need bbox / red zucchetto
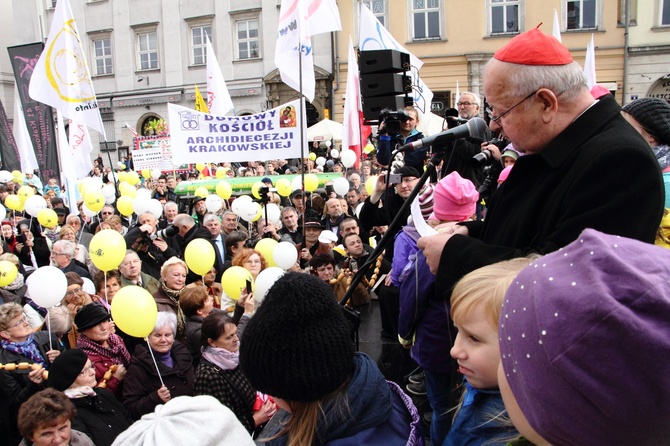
[494,28,573,65]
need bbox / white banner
[168,99,305,165]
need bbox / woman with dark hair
[122,312,195,420]
[0,303,62,445]
[92,269,122,309]
[17,388,94,446]
[180,284,215,365]
[240,273,423,446]
[194,308,273,435]
[47,349,132,446]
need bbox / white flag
[358,3,433,118]
[342,38,372,168]
[455,80,461,107]
[206,36,235,115]
[584,34,597,89]
[29,0,105,138]
[13,88,39,173]
[56,110,79,210]
[275,0,341,101]
[68,119,94,178]
[552,9,562,42]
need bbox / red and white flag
[207,36,235,115]
[342,38,371,169]
[275,0,341,101]
[29,0,105,138]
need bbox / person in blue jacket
[376,106,425,172]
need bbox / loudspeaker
[359,49,410,74]
[360,73,412,97]
[362,96,414,121]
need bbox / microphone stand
[339,150,446,351]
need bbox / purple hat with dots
[499,228,670,445]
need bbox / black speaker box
[359,49,410,74]
[360,73,412,97]
[362,96,414,121]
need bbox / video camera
[472,137,509,167]
[378,109,410,135]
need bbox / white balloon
[82,204,97,218]
[205,195,224,213]
[264,203,281,224]
[231,195,252,215]
[325,140,332,147]
[82,278,96,295]
[341,150,357,168]
[135,188,152,201]
[147,199,164,219]
[315,156,326,167]
[101,184,116,198]
[0,205,6,222]
[0,170,13,183]
[253,267,285,305]
[105,195,116,205]
[333,177,350,196]
[132,197,150,216]
[291,177,303,192]
[27,266,67,308]
[240,202,261,222]
[272,241,298,270]
[330,149,340,159]
[151,169,162,180]
[107,172,117,183]
[24,195,47,217]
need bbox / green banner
[174,173,343,196]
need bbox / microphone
[399,117,491,151]
[447,116,468,124]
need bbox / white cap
[318,230,338,244]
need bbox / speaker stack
[359,49,413,122]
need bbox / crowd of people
[1,27,670,446]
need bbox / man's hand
[417,225,468,274]
[152,238,168,252]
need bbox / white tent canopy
[307,119,343,141]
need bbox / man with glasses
[51,240,91,279]
[419,28,664,297]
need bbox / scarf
[64,386,97,399]
[201,345,239,370]
[654,144,670,170]
[77,332,131,368]
[4,273,24,291]
[0,333,46,367]
[154,349,174,369]
[159,279,186,335]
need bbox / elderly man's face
[164,205,178,222]
[119,253,142,280]
[281,210,298,231]
[326,199,343,219]
[205,218,222,237]
[139,213,158,233]
[457,93,480,120]
[223,214,237,233]
[194,200,207,214]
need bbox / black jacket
[70,388,133,446]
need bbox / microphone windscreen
[467,117,492,141]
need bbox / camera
[472,150,491,167]
[151,225,177,240]
[384,173,402,184]
[379,109,410,135]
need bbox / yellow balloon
[308,152,316,161]
[274,178,291,197]
[196,163,206,172]
[12,171,24,184]
[37,209,58,228]
[84,190,105,213]
[304,174,319,192]
[117,171,128,183]
[194,187,209,198]
[120,164,126,170]
[89,230,127,272]
[216,181,232,200]
[251,182,265,200]
[141,169,151,179]
[119,182,136,198]
[127,171,140,186]
[221,266,253,301]
[184,239,216,276]
[0,261,18,287]
[111,286,158,338]
[254,238,278,268]
[364,143,376,154]
[251,203,263,222]
[116,195,135,217]
[17,186,34,203]
[365,176,378,196]
[5,195,21,211]
[215,167,227,179]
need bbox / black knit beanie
[48,348,89,391]
[622,98,670,146]
[239,272,354,402]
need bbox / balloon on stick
[253,267,284,305]
[0,261,18,287]
[184,239,215,276]
[89,230,127,272]
[27,266,67,308]
[254,238,278,267]
[333,177,350,196]
[111,286,158,338]
[215,181,232,199]
[221,266,253,301]
[272,242,298,270]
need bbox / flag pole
[298,30,307,240]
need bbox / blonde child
[444,257,535,446]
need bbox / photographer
[124,212,180,279]
[473,138,509,206]
[376,106,425,172]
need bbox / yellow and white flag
[29,0,105,138]
[195,84,209,113]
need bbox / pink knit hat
[431,172,479,222]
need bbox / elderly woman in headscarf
[75,303,128,397]
[0,303,62,445]
[153,257,188,338]
[123,312,195,420]
[46,349,132,446]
